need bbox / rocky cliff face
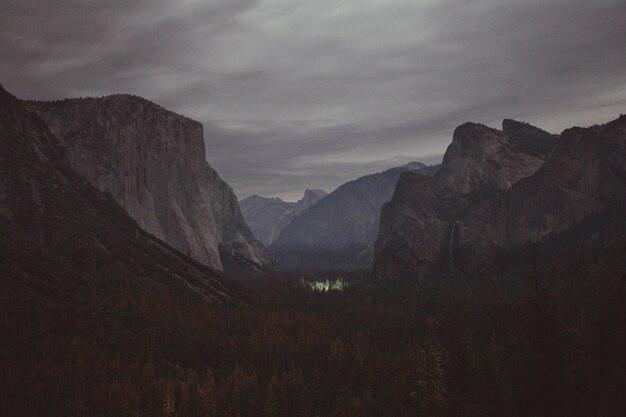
[502,118,559,158]
[25,95,271,272]
[436,122,549,194]
[490,117,625,247]
[270,162,433,269]
[374,117,625,280]
[240,189,327,246]
[294,189,328,215]
[0,86,234,304]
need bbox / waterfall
[448,221,458,270]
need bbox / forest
[2,249,625,417]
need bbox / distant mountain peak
[270,161,429,269]
[395,161,427,171]
[298,188,328,202]
[241,195,285,203]
[303,188,327,197]
[240,188,327,246]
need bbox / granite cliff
[436,121,553,194]
[374,117,625,279]
[0,86,234,303]
[240,189,327,246]
[25,95,271,272]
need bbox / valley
[1,84,624,417]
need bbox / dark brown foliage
[2,263,625,417]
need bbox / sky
[1,0,625,201]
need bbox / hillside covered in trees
[3,253,625,417]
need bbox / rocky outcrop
[436,122,548,194]
[270,162,434,269]
[0,86,234,304]
[489,117,625,247]
[294,189,328,215]
[240,189,327,246]
[502,118,559,158]
[374,117,626,280]
[25,95,272,272]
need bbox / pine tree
[415,341,450,417]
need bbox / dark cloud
[2,0,625,200]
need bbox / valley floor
[2,263,625,417]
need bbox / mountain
[24,95,271,272]
[239,189,327,246]
[270,162,434,269]
[374,117,625,280]
[0,85,235,304]
[502,118,559,158]
[435,122,554,194]
[294,188,328,214]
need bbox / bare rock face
[374,117,626,280]
[240,189,327,246]
[25,95,272,272]
[270,162,432,269]
[374,172,463,278]
[0,86,234,304]
[294,189,328,215]
[491,117,626,246]
[502,118,559,158]
[437,122,547,194]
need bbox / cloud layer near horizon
[2,0,625,200]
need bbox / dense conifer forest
[2,252,624,417]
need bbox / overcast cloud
[2,0,625,200]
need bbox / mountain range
[269,162,436,269]
[3,83,623,283]
[240,189,327,246]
